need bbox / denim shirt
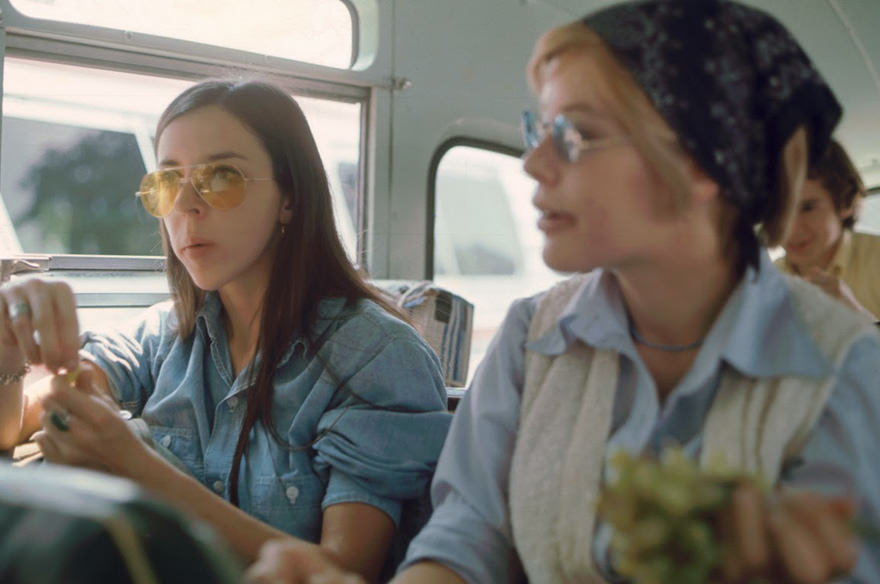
[81,293,451,549]
[402,252,880,583]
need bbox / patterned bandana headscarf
[584,0,842,269]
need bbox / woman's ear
[279,198,293,224]
[684,158,720,205]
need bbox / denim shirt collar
[527,252,830,380]
[195,292,353,375]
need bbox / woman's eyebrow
[157,151,249,167]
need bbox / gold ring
[8,300,31,320]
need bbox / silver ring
[8,300,31,320]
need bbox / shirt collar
[196,292,224,345]
[527,269,635,359]
[526,251,831,379]
[715,252,830,378]
[195,293,352,369]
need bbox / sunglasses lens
[194,164,246,210]
[138,170,179,217]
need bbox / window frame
[0,0,378,270]
[427,137,523,279]
[2,0,363,73]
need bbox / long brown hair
[155,79,401,505]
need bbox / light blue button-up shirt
[81,293,451,571]
[403,252,880,582]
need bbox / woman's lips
[537,210,575,233]
[181,241,216,258]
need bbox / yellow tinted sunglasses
[135,162,272,218]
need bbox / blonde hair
[527,21,810,256]
[528,22,690,214]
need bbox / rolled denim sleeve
[782,333,880,582]
[401,297,535,582]
[79,302,172,411]
[312,331,451,526]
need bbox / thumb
[72,363,99,397]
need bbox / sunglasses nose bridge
[169,174,209,213]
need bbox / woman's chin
[542,246,594,274]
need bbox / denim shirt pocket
[149,425,202,477]
[252,471,325,542]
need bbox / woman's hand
[718,483,859,583]
[244,540,365,584]
[33,366,148,476]
[0,279,80,373]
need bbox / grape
[597,447,745,584]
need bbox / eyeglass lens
[522,111,578,162]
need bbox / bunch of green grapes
[597,448,749,584]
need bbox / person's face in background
[783,178,854,273]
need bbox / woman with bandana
[243,1,880,583]
[390,1,880,583]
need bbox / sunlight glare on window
[10,0,353,68]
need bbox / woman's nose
[522,135,560,185]
[171,177,207,215]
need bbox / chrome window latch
[0,258,48,284]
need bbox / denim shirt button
[212,480,225,494]
[160,435,172,448]
[227,396,239,410]
[285,485,299,504]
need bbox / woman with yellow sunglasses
[0,80,451,582]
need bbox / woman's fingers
[45,373,114,429]
[719,486,859,584]
[32,429,61,462]
[52,282,81,371]
[767,502,832,583]
[32,281,79,371]
[731,483,771,577]
[3,292,41,365]
[779,493,859,579]
[0,280,79,371]
[244,540,366,584]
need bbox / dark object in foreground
[0,463,242,584]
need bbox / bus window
[1,57,362,260]
[433,145,567,379]
[9,0,353,68]
[857,192,880,233]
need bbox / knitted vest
[508,273,875,584]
